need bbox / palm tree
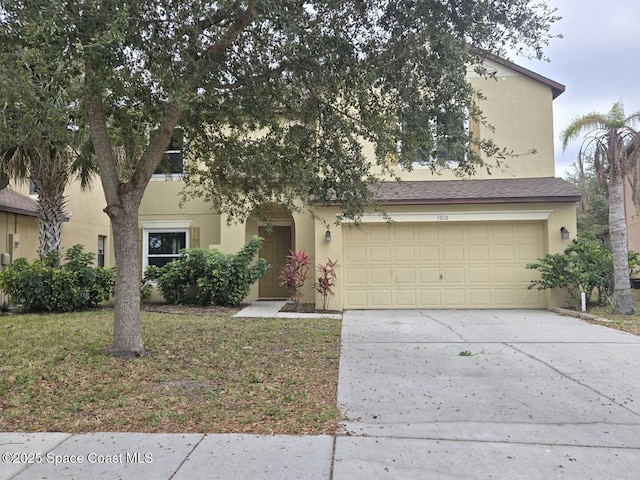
[0,144,94,261]
[0,45,96,261]
[561,102,640,314]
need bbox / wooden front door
[259,226,292,298]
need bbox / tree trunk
[108,198,145,358]
[609,177,634,314]
[35,178,67,261]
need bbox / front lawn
[586,305,640,336]
[0,309,341,434]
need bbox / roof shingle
[373,177,581,205]
[0,188,38,217]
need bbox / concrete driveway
[335,309,640,479]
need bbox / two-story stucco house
[139,56,580,311]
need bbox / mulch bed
[142,303,244,315]
[279,302,341,314]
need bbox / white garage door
[343,222,545,309]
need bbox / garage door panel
[418,225,439,240]
[444,289,466,306]
[345,268,367,285]
[370,289,392,306]
[419,245,440,262]
[420,289,441,304]
[443,266,465,283]
[370,245,391,261]
[443,244,464,262]
[343,222,545,309]
[442,224,464,238]
[420,267,440,283]
[494,289,519,306]
[345,246,367,263]
[396,290,417,305]
[494,244,515,261]
[394,225,417,240]
[369,226,391,241]
[468,244,490,261]
[467,223,490,239]
[370,268,391,284]
[394,246,416,262]
[395,268,416,284]
[518,243,543,261]
[345,289,368,307]
[494,266,516,283]
[468,267,490,283]
[469,289,492,306]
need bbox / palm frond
[560,113,609,151]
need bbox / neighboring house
[139,56,580,310]
[5,177,112,268]
[624,178,640,261]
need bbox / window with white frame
[97,235,106,267]
[153,128,185,178]
[408,110,470,170]
[143,229,189,268]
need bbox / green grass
[0,309,341,434]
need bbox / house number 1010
[437,215,449,221]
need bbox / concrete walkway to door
[335,309,640,479]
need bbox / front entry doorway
[258,225,292,298]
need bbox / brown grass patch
[0,310,341,434]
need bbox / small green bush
[526,232,640,308]
[0,244,115,312]
[145,235,269,307]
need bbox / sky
[513,0,640,178]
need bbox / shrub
[0,244,115,312]
[145,236,268,307]
[314,258,339,311]
[278,250,310,308]
[526,232,640,308]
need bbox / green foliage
[145,236,268,307]
[526,233,640,308]
[278,250,310,308]
[565,160,609,236]
[0,245,115,312]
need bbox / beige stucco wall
[387,58,556,182]
[61,177,112,266]
[7,177,112,266]
[624,180,640,255]
[140,178,222,247]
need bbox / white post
[581,291,587,312]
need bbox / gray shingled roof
[373,177,581,205]
[0,188,38,216]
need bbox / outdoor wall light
[560,226,570,240]
[324,230,332,243]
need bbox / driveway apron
[335,309,640,479]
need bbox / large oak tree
[0,1,559,357]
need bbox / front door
[258,226,292,298]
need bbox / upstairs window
[407,109,474,170]
[153,128,185,177]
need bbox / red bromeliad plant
[278,250,310,308]
[315,258,339,311]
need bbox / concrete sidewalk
[3,308,640,479]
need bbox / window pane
[154,151,184,174]
[148,256,179,267]
[148,232,186,255]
